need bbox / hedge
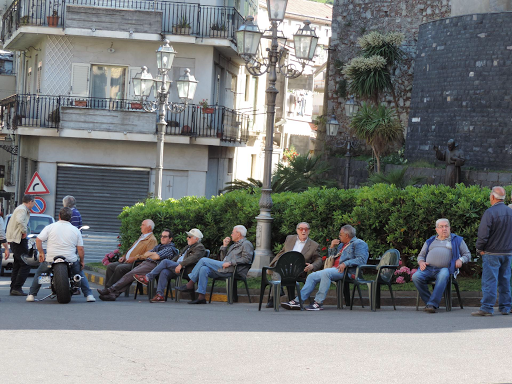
[118,184,508,264]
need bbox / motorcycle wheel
[53,263,71,304]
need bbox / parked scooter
[36,225,90,303]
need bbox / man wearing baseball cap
[134,228,207,302]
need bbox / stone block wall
[405,12,512,170]
[327,0,451,147]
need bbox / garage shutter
[55,164,150,232]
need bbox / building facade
[0,0,258,231]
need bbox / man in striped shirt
[98,228,178,301]
[63,196,82,229]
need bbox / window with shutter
[70,63,91,96]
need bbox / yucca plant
[368,166,425,188]
[350,103,403,173]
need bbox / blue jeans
[480,254,512,314]
[294,268,345,304]
[412,266,450,308]
[146,259,180,296]
[29,260,92,297]
[188,258,225,295]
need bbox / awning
[283,120,314,136]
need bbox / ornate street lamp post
[132,40,198,199]
[236,0,318,271]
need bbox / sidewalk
[83,266,485,306]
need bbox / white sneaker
[26,295,35,302]
[86,294,96,302]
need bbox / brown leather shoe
[99,292,117,301]
[150,294,165,303]
[97,287,110,295]
[134,274,149,286]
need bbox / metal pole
[344,141,351,189]
[253,21,279,273]
[154,83,168,199]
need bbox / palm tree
[222,155,334,193]
[350,103,403,173]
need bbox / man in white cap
[134,228,207,303]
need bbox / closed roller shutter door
[55,164,150,232]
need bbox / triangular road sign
[25,172,50,195]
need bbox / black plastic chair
[415,273,463,311]
[129,260,144,298]
[167,249,210,302]
[349,249,400,311]
[334,274,364,310]
[259,251,306,312]
[209,251,254,304]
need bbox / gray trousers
[105,262,133,288]
[110,260,158,294]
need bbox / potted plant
[130,102,143,110]
[173,17,191,35]
[20,15,30,25]
[74,100,87,107]
[47,10,59,27]
[210,23,228,38]
[200,99,214,114]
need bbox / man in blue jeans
[473,186,512,316]
[282,224,368,311]
[412,218,471,313]
[175,225,253,304]
[26,207,95,302]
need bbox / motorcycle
[35,225,90,304]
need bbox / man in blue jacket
[473,186,512,316]
[412,218,471,313]
[281,224,368,311]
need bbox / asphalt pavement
[1,274,512,384]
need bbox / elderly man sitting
[103,219,157,289]
[412,219,471,313]
[134,228,207,303]
[266,221,321,308]
[282,225,368,311]
[176,225,254,304]
[98,228,178,301]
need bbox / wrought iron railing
[2,0,244,43]
[0,94,250,143]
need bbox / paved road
[1,275,511,384]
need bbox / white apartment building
[0,0,258,231]
[232,0,331,184]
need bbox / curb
[82,266,484,306]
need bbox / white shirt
[125,232,152,259]
[292,237,308,253]
[37,220,83,262]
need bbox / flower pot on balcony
[131,102,142,110]
[209,30,228,38]
[74,100,87,107]
[202,107,215,114]
[47,15,59,27]
[216,131,223,138]
[173,26,191,35]
[182,125,192,134]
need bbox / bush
[118,184,501,263]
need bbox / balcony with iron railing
[0,94,249,143]
[2,0,244,45]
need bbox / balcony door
[90,65,127,109]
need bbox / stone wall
[328,0,451,147]
[326,158,512,188]
[451,0,512,16]
[404,12,512,170]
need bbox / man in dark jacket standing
[473,186,512,316]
